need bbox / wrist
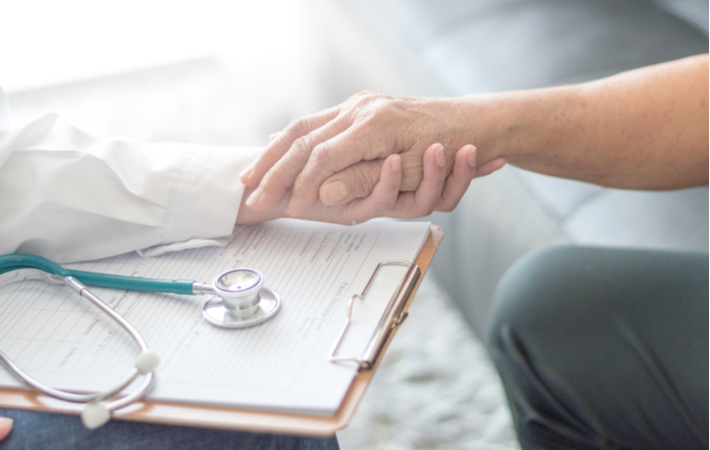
[454,93,518,164]
[459,85,584,171]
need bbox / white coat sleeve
[0,89,262,263]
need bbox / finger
[319,159,385,206]
[319,138,446,207]
[240,106,339,186]
[341,154,402,224]
[287,125,392,216]
[412,143,447,207]
[435,145,477,212]
[475,156,507,178]
[389,143,447,218]
[0,417,12,441]
[245,116,348,211]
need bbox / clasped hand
[240,92,506,223]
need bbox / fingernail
[391,155,401,172]
[269,132,280,141]
[468,146,477,168]
[245,187,262,207]
[435,146,445,168]
[321,180,349,205]
[239,166,254,181]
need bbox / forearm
[468,54,709,189]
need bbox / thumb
[0,417,13,441]
[319,160,384,206]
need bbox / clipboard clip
[328,260,421,371]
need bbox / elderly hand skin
[241,55,708,218]
[240,92,506,216]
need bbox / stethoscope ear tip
[82,402,111,429]
[135,350,160,374]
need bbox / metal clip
[328,260,420,370]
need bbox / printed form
[0,219,430,414]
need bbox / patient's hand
[239,92,505,216]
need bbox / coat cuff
[160,145,262,245]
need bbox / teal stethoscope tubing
[0,253,196,294]
[0,253,161,429]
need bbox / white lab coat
[0,87,261,263]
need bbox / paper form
[0,219,430,414]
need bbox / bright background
[1,0,346,146]
[1,0,324,93]
[1,0,406,145]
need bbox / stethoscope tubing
[67,270,195,295]
[0,255,160,427]
[1,254,196,295]
[0,274,153,404]
[0,352,147,404]
[0,253,71,277]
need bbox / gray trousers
[488,246,708,450]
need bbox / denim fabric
[0,409,339,450]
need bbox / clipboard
[0,225,443,436]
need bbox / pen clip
[328,260,420,371]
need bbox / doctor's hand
[236,142,480,225]
[239,92,506,216]
[317,143,505,208]
[0,417,12,441]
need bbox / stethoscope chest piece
[202,268,281,328]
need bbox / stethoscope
[0,253,281,429]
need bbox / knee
[487,245,577,352]
[485,246,592,448]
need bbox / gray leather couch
[331,0,709,339]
